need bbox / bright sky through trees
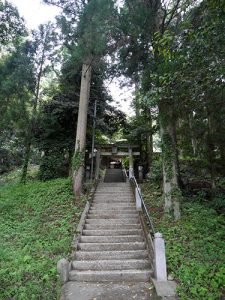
[9,0,134,116]
[9,0,61,28]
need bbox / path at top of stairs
[104,168,125,182]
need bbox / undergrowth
[0,178,86,300]
[141,182,225,300]
[0,165,39,186]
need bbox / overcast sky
[10,0,61,28]
[9,0,134,116]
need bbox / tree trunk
[20,36,47,184]
[134,81,140,117]
[73,63,92,196]
[68,150,73,177]
[146,110,153,173]
[188,112,197,157]
[20,138,31,184]
[159,103,181,221]
[220,146,225,166]
[207,112,216,191]
[146,133,153,173]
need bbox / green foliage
[38,154,69,181]
[35,95,77,181]
[72,146,85,174]
[211,194,225,215]
[142,182,225,300]
[148,156,163,183]
[0,0,27,48]
[0,165,39,186]
[0,178,86,299]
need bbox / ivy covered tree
[44,0,119,195]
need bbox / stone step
[80,235,143,243]
[92,199,133,203]
[72,259,151,271]
[85,218,138,224]
[87,214,139,220]
[98,183,129,185]
[74,250,149,260]
[91,203,135,208]
[91,205,135,210]
[92,202,134,206]
[94,192,132,195]
[97,188,130,190]
[89,209,137,213]
[88,212,138,219]
[84,224,141,230]
[69,269,152,282]
[82,229,143,236]
[96,191,131,193]
[78,242,146,251]
[97,186,129,188]
[96,187,131,190]
[95,192,131,196]
[61,282,155,300]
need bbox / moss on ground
[141,182,225,300]
[0,178,86,300]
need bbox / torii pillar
[129,147,134,179]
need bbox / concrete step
[74,250,149,260]
[91,204,135,208]
[88,214,138,219]
[84,224,141,230]
[96,189,131,191]
[94,192,132,195]
[82,229,142,236]
[97,187,130,189]
[89,209,137,213]
[78,242,146,251]
[91,206,135,210]
[69,269,152,282]
[92,202,134,206]
[97,183,129,185]
[85,219,139,224]
[95,192,133,197]
[62,282,155,300]
[94,197,132,200]
[80,235,143,243]
[72,259,151,271]
[87,214,139,220]
[93,199,133,203]
[88,212,138,218]
[95,189,131,191]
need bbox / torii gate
[91,143,140,180]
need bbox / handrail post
[154,232,167,281]
[129,174,168,283]
[135,187,142,211]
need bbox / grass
[141,182,225,300]
[0,165,39,186]
[0,178,86,300]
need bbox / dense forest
[0,0,225,299]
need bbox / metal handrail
[130,175,155,236]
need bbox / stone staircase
[62,170,157,299]
[69,181,152,283]
[104,168,125,182]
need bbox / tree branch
[165,0,181,29]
